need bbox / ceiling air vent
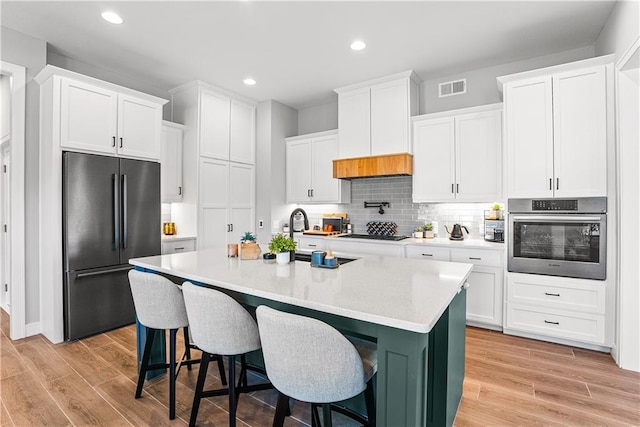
[439,78,466,98]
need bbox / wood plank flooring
[1,309,639,426]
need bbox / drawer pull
[308,244,317,247]
[421,253,433,257]
[544,320,559,325]
[545,292,560,297]
[174,247,185,251]
[469,257,482,260]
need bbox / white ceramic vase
[276,252,290,265]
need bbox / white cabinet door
[455,110,502,201]
[230,99,255,164]
[310,134,339,202]
[505,77,554,198]
[465,267,504,327]
[200,207,228,250]
[405,245,451,261]
[199,158,229,207]
[338,87,371,159]
[200,89,230,160]
[161,123,183,202]
[370,79,409,155]
[552,66,607,197]
[229,163,255,241]
[412,117,456,202]
[117,94,162,160]
[286,139,312,203]
[60,79,118,155]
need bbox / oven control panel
[531,199,578,211]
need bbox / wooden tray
[302,230,342,236]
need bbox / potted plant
[268,233,297,265]
[240,232,261,260]
[413,226,425,239]
[486,203,504,220]
[424,222,434,239]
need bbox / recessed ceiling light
[102,11,124,25]
[243,78,256,86]
[350,40,366,51]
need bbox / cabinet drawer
[506,303,605,344]
[405,245,450,261]
[507,276,605,314]
[451,249,502,267]
[162,239,196,254]
[298,237,327,251]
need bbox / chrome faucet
[289,208,309,261]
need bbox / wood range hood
[332,153,413,179]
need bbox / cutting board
[322,212,348,220]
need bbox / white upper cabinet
[161,121,185,203]
[336,71,420,158]
[199,88,255,164]
[500,56,613,198]
[286,130,350,204]
[59,76,163,161]
[412,104,502,203]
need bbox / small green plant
[414,226,425,232]
[491,203,502,211]
[424,222,433,231]
[241,231,256,242]
[268,233,296,253]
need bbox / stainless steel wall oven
[508,198,607,280]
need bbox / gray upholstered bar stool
[256,305,377,427]
[181,282,273,427]
[128,270,226,420]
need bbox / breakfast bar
[129,249,473,426]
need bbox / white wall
[47,51,172,120]
[255,100,298,243]
[420,46,595,113]
[595,0,640,371]
[594,1,640,59]
[298,99,338,135]
[0,27,46,325]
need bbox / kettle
[444,224,469,241]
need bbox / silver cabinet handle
[113,173,119,250]
[174,247,185,251]
[308,244,317,247]
[122,174,128,249]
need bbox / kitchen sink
[293,252,357,264]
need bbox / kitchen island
[129,248,473,426]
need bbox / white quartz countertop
[129,248,473,334]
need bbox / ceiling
[1,1,616,109]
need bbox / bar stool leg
[364,378,376,426]
[135,327,155,399]
[217,355,227,386]
[189,352,211,427]
[169,328,177,420]
[228,355,237,427]
[322,404,332,427]
[272,392,289,427]
[183,326,192,371]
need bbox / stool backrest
[128,270,188,330]
[182,282,261,356]
[256,305,366,404]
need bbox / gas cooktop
[338,234,409,241]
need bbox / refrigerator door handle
[113,173,119,250]
[76,265,134,278]
[122,174,128,249]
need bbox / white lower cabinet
[505,273,606,345]
[329,240,405,257]
[406,244,504,328]
[298,236,328,251]
[162,238,196,254]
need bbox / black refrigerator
[63,152,160,341]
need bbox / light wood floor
[1,309,639,426]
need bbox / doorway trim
[1,61,26,340]
[615,36,640,372]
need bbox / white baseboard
[25,322,41,337]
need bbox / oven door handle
[511,215,604,222]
